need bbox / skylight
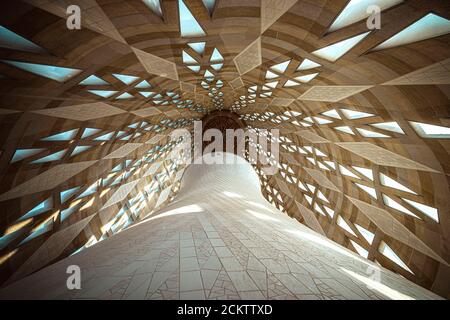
[313,117,333,125]
[187,65,200,72]
[297,58,321,71]
[211,63,223,71]
[314,203,326,216]
[204,70,214,78]
[94,132,115,141]
[70,146,92,156]
[324,206,335,218]
[370,121,404,134]
[19,198,53,221]
[265,70,278,79]
[306,183,316,193]
[139,91,154,98]
[312,32,370,62]
[339,165,359,179]
[79,75,109,85]
[304,195,313,205]
[329,0,403,32]
[317,191,329,203]
[210,48,224,62]
[341,108,375,119]
[265,81,278,88]
[128,122,139,129]
[284,80,300,87]
[372,13,450,51]
[19,218,53,245]
[2,60,82,82]
[270,60,290,73]
[285,110,301,116]
[87,90,118,98]
[379,173,416,194]
[294,73,319,83]
[322,109,341,119]
[355,183,378,199]
[0,26,45,53]
[188,42,206,54]
[324,161,336,170]
[334,126,355,135]
[379,241,413,273]
[315,148,327,157]
[178,0,206,37]
[409,121,450,138]
[298,182,307,191]
[60,187,80,204]
[77,182,98,199]
[112,73,139,85]
[143,0,163,17]
[81,128,101,139]
[352,166,373,180]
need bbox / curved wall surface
[0,153,441,300]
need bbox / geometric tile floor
[0,153,441,300]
